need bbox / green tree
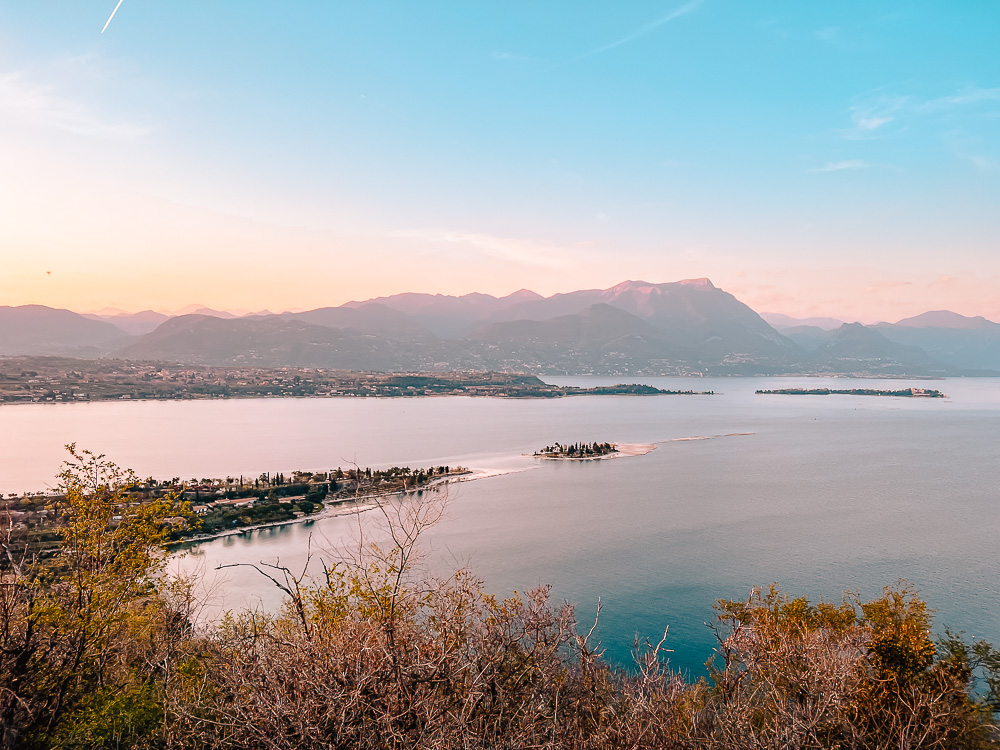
[0,445,185,749]
[709,583,1000,749]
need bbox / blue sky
[1,1,998,320]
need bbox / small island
[534,441,618,459]
[567,384,714,396]
[756,387,946,398]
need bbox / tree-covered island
[756,387,946,398]
[534,442,618,459]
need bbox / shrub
[3,449,998,749]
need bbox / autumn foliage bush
[2,449,998,749]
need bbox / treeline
[535,442,617,458]
[568,384,715,395]
[1,449,999,749]
[4,462,467,553]
[756,387,946,398]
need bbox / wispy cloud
[807,159,872,173]
[839,84,1000,142]
[823,83,1000,174]
[853,114,892,131]
[840,95,908,140]
[863,280,913,294]
[944,129,999,173]
[0,70,148,138]
[917,85,1000,113]
[957,152,999,172]
[570,0,703,62]
[391,229,572,270]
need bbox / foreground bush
[2,449,998,749]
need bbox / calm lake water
[2,376,998,676]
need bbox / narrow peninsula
[4,464,470,554]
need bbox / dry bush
[165,489,627,748]
[5,449,999,749]
[160,487,1000,750]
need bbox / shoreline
[53,434,725,552]
[169,466,532,549]
[0,390,713,408]
[529,442,658,461]
[1,374,966,409]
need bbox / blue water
[2,376,998,676]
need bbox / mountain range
[3,281,999,376]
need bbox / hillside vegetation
[2,449,998,749]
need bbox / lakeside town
[1,463,468,560]
[0,357,712,403]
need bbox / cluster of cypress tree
[536,441,616,457]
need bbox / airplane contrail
[101,0,125,34]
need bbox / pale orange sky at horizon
[2,4,997,326]
[5,255,999,325]
[2,138,995,323]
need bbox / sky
[0,1,998,322]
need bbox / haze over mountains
[3,281,999,376]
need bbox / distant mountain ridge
[811,323,954,376]
[0,305,131,356]
[467,303,701,374]
[273,303,438,342]
[3,284,998,376]
[762,312,845,331]
[84,310,170,335]
[343,289,545,338]
[471,279,798,365]
[118,314,472,370]
[873,313,1000,372]
[893,310,995,330]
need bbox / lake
[2,376,998,676]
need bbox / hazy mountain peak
[604,278,718,297]
[192,307,236,319]
[84,309,172,335]
[677,277,716,289]
[810,321,958,374]
[894,310,996,329]
[173,304,209,315]
[606,279,657,293]
[762,312,845,331]
[88,306,129,316]
[502,288,543,302]
[0,304,130,355]
[167,304,238,318]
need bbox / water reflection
[4,377,998,676]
